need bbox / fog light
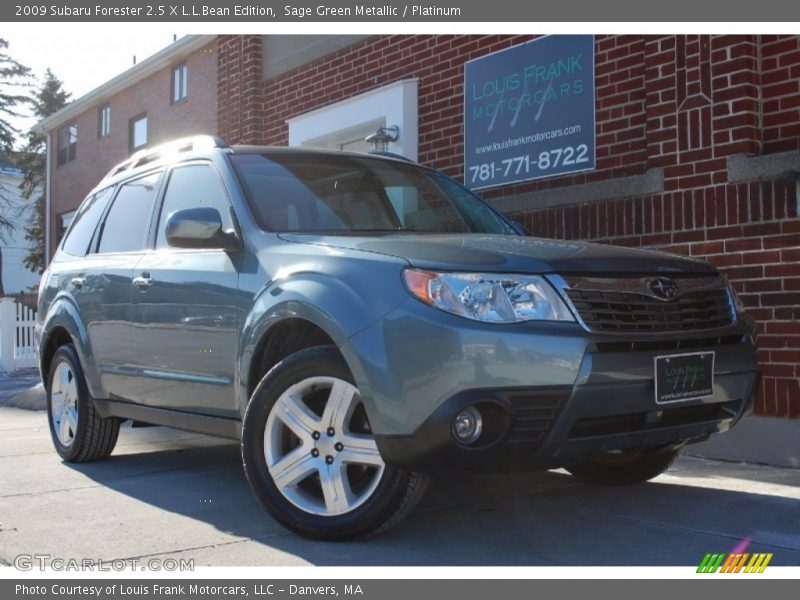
[452,406,483,445]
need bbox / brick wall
[48,41,218,256]
[217,36,264,145]
[762,35,800,154]
[513,36,800,418]
[216,34,800,418]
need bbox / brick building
[38,34,800,418]
[37,35,218,246]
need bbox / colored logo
[648,277,680,300]
[697,552,773,573]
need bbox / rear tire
[565,445,683,485]
[242,346,429,541]
[46,344,120,463]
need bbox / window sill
[728,150,800,183]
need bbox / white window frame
[287,79,418,161]
[172,63,188,103]
[98,104,111,138]
[130,113,148,152]
[57,123,77,166]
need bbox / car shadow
[64,431,800,566]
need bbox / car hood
[278,233,717,275]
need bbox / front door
[127,162,240,418]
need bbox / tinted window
[61,187,114,256]
[97,172,160,254]
[231,153,514,235]
[57,210,76,245]
[156,164,233,249]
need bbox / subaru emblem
[649,277,680,300]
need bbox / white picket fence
[0,296,38,372]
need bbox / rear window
[60,187,114,256]
[96,171,161,254]
[230,153,514,235]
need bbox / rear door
[86,170,164,400]
[127,161,240,418]
[49,186,116,392]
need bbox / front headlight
[723,275,755,339]
[403,269,575,323]
[725,277,746,314]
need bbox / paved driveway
[1,406,798,566]
[0,371,41,405]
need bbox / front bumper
[346,298,760,472]
[375,372,759,472]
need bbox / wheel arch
[237,268,406,423]
[238,302,375,424]
[39,296,103,398]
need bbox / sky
[3,27,192,144]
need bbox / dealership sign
[464,35,596,190]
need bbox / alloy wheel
[51,362,79,447]
[264,376,385,516]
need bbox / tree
[0,38,30,231]
[16,69,70,274]
[0,38,31,295]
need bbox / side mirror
[165,207,241,251]
[511,221,529,236]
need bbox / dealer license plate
[654,351,715,404]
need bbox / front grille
[506,389,570,445]
[568,400,741,439]
[566,287,734,333]
[593,334,745,353]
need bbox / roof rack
[101,135,228,181]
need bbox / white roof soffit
[35,35,217,134]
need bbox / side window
[56,210,76,245]
[61,187,115,256]
[96,172,161,254]
[156,164,233,249]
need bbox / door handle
[70,277,86,289]
[132,273,154,290]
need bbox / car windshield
[230,152,516,235]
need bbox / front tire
[242,346,428,541]
[565,445,683,485]
[46,344,120,462]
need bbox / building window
[57,124,77,166]
[171,63,188,103]
[56,210,76,244]
[129,113,148,152]
[287,79,419,162]
[98,104,111,138]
